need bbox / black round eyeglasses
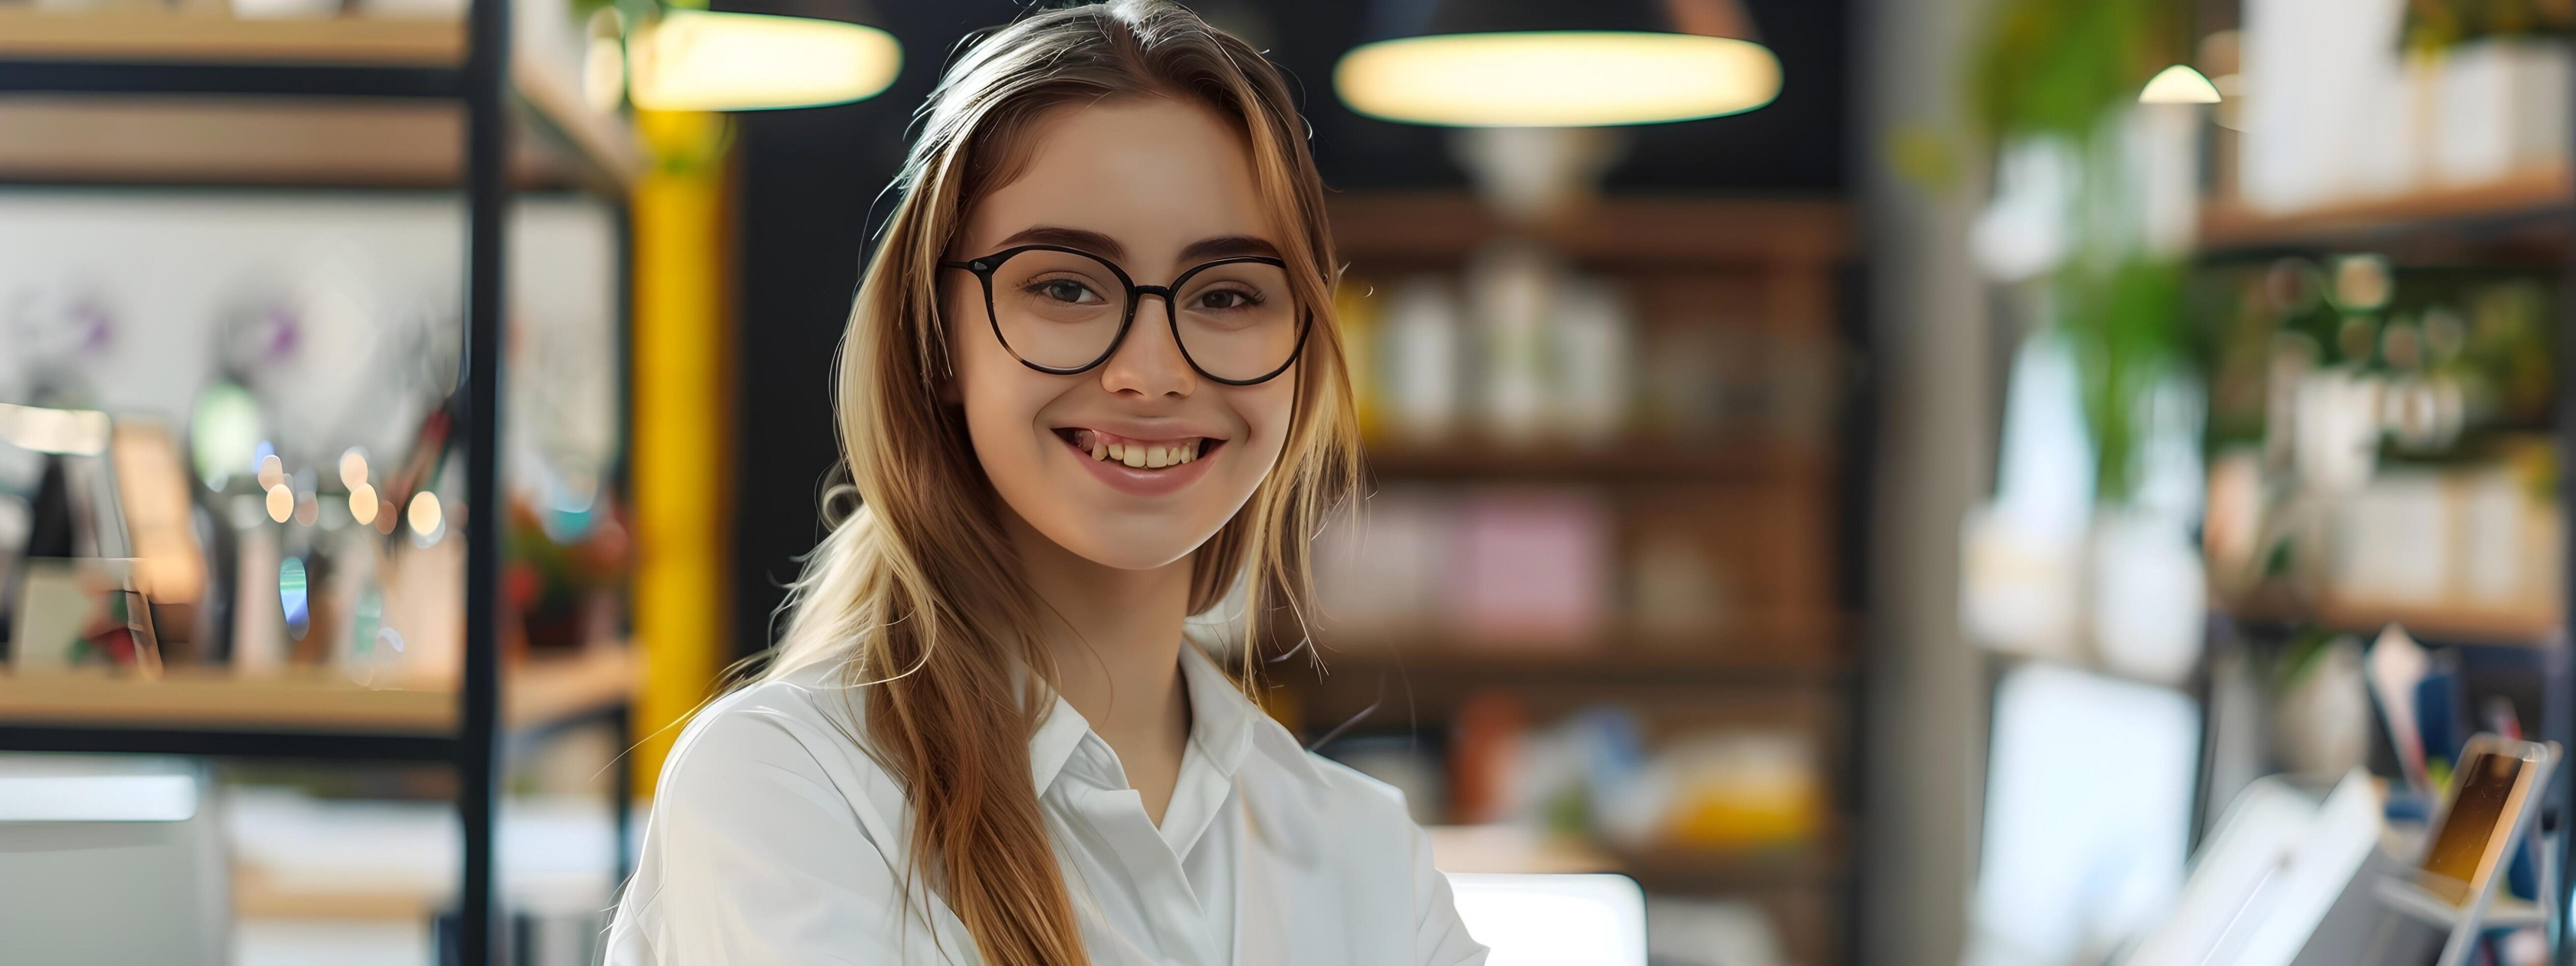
[940,244,1311,386]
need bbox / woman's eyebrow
[1177,235,1280,262]
[995,225,1126,260]
[987,227,1280,265]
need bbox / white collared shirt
[605,644,1488,965]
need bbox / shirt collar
[1028,644,1325,797]
[1176,643,1324,787]
[1028,689,1093,795]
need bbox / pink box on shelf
[1442,488,1613,647]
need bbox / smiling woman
[604,3,1485,965]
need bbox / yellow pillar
[630,109,732,797]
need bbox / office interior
[2,0,2572,963]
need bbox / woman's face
[945,97,1298,572]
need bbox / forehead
[961,97,1272,267]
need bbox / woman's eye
[1197,289,1256,310]
[1038,280,1096,303]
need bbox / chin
[1041,512,1222,572]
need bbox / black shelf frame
[0,5,631,963]
[0,61,464,97]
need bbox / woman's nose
[1097,294,1198,399]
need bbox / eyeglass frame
[939,243,1313,386]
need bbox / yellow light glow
[408,491,442,537]
[0,402,111,455]
[265,484,293,523]
[2139,64,2221,105]
[350,483,379,526]
[1335,31,1780,128]
[257,454,286,490]
[630,11,901,112]
[339,448,369,489]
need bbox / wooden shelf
[1328,194,1853,266]
[1308,618,1849,680]
[235,868,436,922]
[0,9,464,65]
[2198,167,2573,252]
[2223,593,2559,645]
[0,647,636,735]
[0,8,643,189]
[1364,437,1828,484]
[1613,841,1846,893]
[1425,824,1843,891]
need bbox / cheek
[1227,378,1299,471]
[949,303,1051,461]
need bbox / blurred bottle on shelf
[1379,275,1465,444]
[1466,240,1557,444]
[1349,247,1655,453]
[1551,277,1635,445]
[1335,274,1385,441]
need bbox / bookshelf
[2182,132,2576,964]
[1289,192,1865,963]
[0,5,636,962]
[0,7,642,190]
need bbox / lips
[1054,426,1222,497]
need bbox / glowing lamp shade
[1338,31,1778,127]
[1334,0,1777,127]
[630,11,900,112]
[2138,64,2221,105]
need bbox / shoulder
[1239,717,1427,846]
[1303,752,1420,821]
[653,659,886,815]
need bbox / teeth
[1072,431,1210,469]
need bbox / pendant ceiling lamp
[2137,64,2220,105]
[1334,0,1781,127]
[629,7,901,112]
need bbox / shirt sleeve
[1408,821,1490,966]
[609,707,937,965]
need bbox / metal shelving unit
[2190,166,2576,965]
[0,5,636,963]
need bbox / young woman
[605,3,1485,964]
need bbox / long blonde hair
[757,3,1358,963]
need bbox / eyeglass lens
[985,249,1299,382]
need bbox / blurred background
[1,0,2571,964]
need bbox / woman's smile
[1054,424,1225,496]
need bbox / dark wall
[723,0,1849,659]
